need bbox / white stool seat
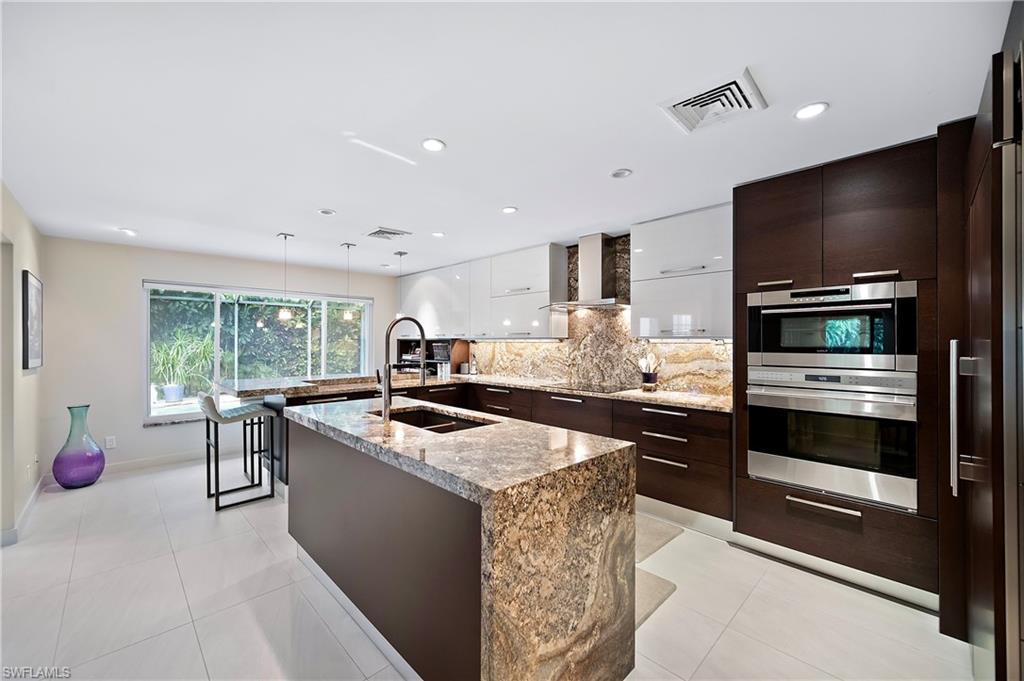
[198,393,275,424]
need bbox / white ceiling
[2,2,1010,275]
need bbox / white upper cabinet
[490,291,567,339]
[630,204,732,282]
[399,244,568,340]
[469,258,492,338]
[490,244,568,299]
[631,271,732,338]
[447,262,470,337]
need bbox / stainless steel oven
[747,281,918,371]
[746,366,918,511]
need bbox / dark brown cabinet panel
[415,384,467,407]
[614,421,729,468]
[734,168,823,293]
[637,450,731,520]
[475,400,532,421]
[734,477,938,592]
[288,390,377,406]
[822,139,937,284]
[612,401,730,438]
[467,383,533,409]
[531,392,613,437]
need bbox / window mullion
[320,299,328,378]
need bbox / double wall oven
[746,281,920,511]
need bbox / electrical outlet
[104,436,117,449]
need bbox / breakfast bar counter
[284,396,636,681]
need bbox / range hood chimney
[542,233,629,311]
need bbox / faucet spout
[382,316,427,424]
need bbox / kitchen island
[284,396,636,681]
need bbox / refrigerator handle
[950,338,959,498]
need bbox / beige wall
[1,185,47,538]
[39,236,398,473]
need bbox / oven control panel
[748,367,917,394]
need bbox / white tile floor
[1,459,972,680]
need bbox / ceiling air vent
[365,227,412,240]
[660,68,767,134]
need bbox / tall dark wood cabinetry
[732,137,941,595]
[734,168,823,293]
[822,139,938,284]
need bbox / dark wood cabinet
[735,477,938,592]
[822,138,937,284]
[530,391,613,437]
[734,168,823,293]
[467,383,533,421]
[415,383,468,407]
[637,450,731,520]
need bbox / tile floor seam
[294,577,380,679]
[189,579,296,625]
[687,569,767,680]
[57,622,200,672]
[187,622,213,680]
[49,507,84,666]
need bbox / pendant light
[394,250,408,319]
[276,232,295,321]
[341,242,356,321]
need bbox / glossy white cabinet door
[469,258,492,338]
[630,271,732,338]
[448,263,470,337]
[397,271,442,338]
[490,291,566,338]
[491,245,552,297]
[631,204,732,282]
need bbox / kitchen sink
[370,407,497,434]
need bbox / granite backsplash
[471,307,732,396]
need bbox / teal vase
[53,405,105,489]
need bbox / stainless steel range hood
[541,233,629,311]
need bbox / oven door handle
[746,387,917,422]
[760,303,892,315]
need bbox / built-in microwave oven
[747,281,918,371]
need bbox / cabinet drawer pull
[508,332,532,336]
[485,387,511,394]
[486,404,511,412]
[428,387,457,393]
[785,495,862,518]
[852,269,900,280]
[505,287,532,293]
[642,431,688,444]
[659,328,707,334]
[551,396,584,404]
[641,407,687,417]
[756,279,794,287]
[642,455,688,470]
[307,396,348,404]
[377,391,409,397]
[659,265,707,275]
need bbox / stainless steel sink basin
[370,407,497,434]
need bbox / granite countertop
[450,374,733,413]
[284,396,635,504]
[221,373,733,412]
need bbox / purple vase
[53,404,105,489]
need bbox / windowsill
[143,415,205,428]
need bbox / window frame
[143,280,374,425]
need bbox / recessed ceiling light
[116,227,138,237]
[421,138,446,152]
[318,208,336,216]
[501,206,518,214]
[431,232,446,238]
[794,102,829,120]
[610,168,633,179]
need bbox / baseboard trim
[2,474,44,546]
[298,545,420,681]
[636,494,938,612]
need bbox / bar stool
[197,393,276,511]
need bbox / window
[146,282,372,422]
